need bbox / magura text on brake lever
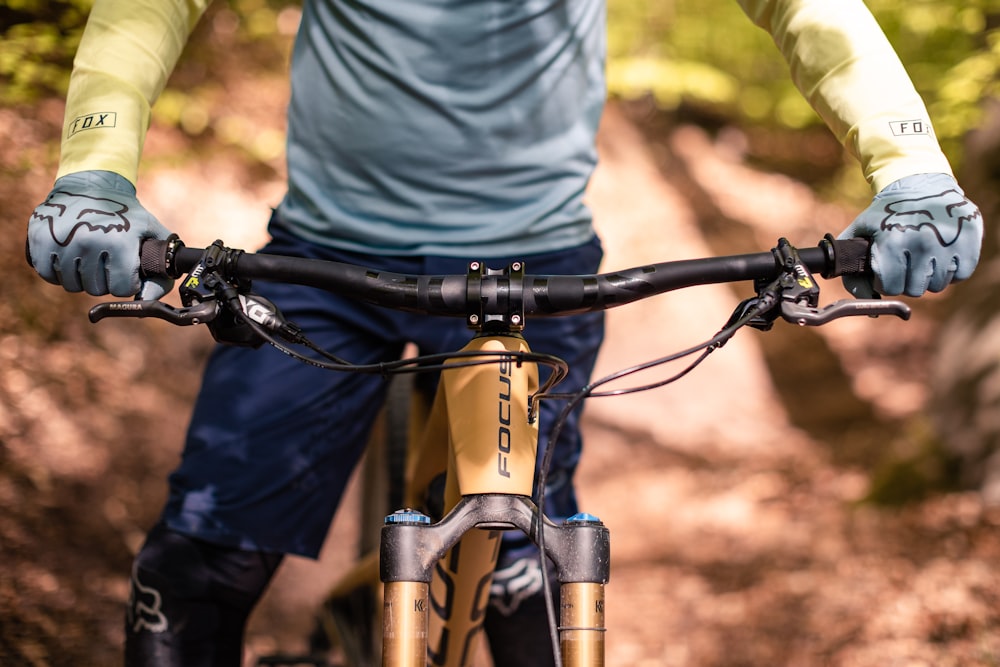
[88,299,220,325]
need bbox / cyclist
[26,1,983,666]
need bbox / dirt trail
[577,108,1000,667]
[4,98,1000,666]
[237,106,1000,666]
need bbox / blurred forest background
[3,1,1000,665]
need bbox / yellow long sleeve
[738,0,953,191]
[57,0,211,185]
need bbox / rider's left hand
[838,172,983,298]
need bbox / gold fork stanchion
[382,581,428,667]
[560,582,606,667]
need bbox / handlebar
[132,235,874,320]
[86,234,910,358]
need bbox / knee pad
[125,524,282,667]
[484,552,558,667]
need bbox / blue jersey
[274,0,607,256]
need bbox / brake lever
[764,237,911,326]
[88,300,220,326]
[781,298,911,326]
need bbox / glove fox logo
[32,190,132,247]
[880,188,983,248]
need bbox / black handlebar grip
[140,238,173,279]
[829,237,871,277]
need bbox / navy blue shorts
[162,225,605,558]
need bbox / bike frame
[406,335,538,665]
[381,333,608,667]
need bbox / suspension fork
[559,514,609,667]
[380,497,610,667]
[382,335,609,667]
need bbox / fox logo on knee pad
[127,569,169,634]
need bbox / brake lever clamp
[174,240,276,348]
[735,238,818,333]
[772,237,821,308]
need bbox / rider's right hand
[26,170,175,300]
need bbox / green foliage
[5,0,994,170]
[0,0,92,105]
[0,0,299,166]
[0,0,298,107]
[607,0,999,169]
[145,0,299,157]
[607,0,814,126]
[867,0,999,165]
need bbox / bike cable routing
[88,235,910,405]
[88,233,912,667]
